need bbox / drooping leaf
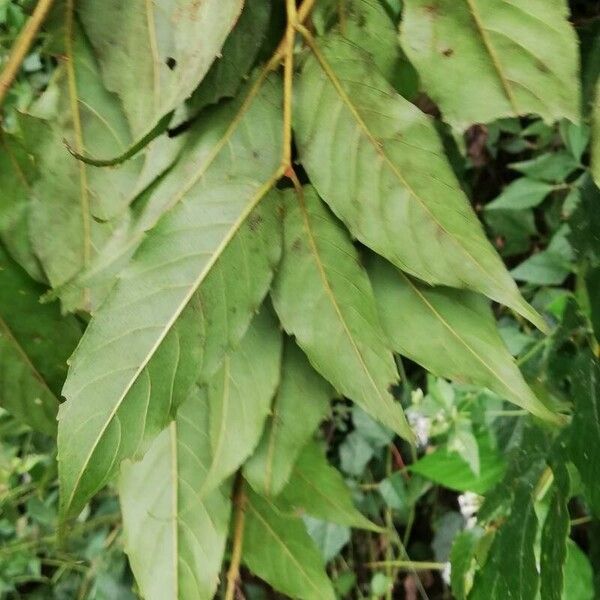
[470,483,539,600]
[79,0,243,138]
[201,305,282,497]
[540,459,571,600]
[58,74,283,520]
[399,0,580,129]
[0,245,81,434]
[562,541,595,600]
[369,257,561,423]
[568,351,600,516]
[243,488,336,600]
[244,341,332,497]
[294,35,545,330]
[119,386,231,600]
[278,441,380,531]
[21,18,181,311]
[271,186,412,440]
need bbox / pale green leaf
[58,75,282,519]
[243,488,336,600]
[304,517,351,563]
[450,527,484,600]
[399,0,580,129]
[369,257,561,423]
[79,0,242,138]
[0,245,81,434]
[244,341,332,497]
[294,35,545,330]
[120,387,231,600]
[271,186,412,440]
[201,305,282,497]
[278,441,380,531]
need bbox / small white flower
[458,491,483,527]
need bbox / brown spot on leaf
[442,48,454,57]
[247,213,263,232]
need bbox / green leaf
[470,483,539,600]
[399,0,580,129]
[244,341,332,497]
[21,21,181,311]
[79,0,243,137]
[485,178,554,211]
[0,246,81,434]
[450,527,484,600]
[58,75,282,519]
[510,151,580,183]
[304,517,351,563]
[278,441,380,531]
[0,133,43,281]
[369,257,561,423]
[568,351,600,517]
[271,186,412,440]
[294,35,545,330]
[562,540,594,600]
[119,387,231,600]
[201,305,282,497]
[188,1,272,113]
[243,488,336,600]
[409,434,505,494]
[540,460,571,600]
[592,83,600,187]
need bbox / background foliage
[1,0,600,598]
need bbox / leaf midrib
[307,37,507,300]
[246,497,327,598]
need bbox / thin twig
[225,474,247,600]
[0,0,55,108]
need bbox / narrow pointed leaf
[369,257,561,423]
[294,35,545,330]
[201,305,282,496]
[120,387,231,600]
[58,75,282,519]
[399,0,580,129]
[541,460,571,600]
[244,341,331,497]
[243,488,336,600]
[0,246,81,434]
[278,441,381,532]
[79,0,243,137]
[568,351,600,516]
[271,186,412,441]
[470,483,539,599]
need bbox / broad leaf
[450,527,484,600]
[243,488,336,600]
[79,0,242,137]
[271,186,412,440]
[568,351,600,516]
[470,483,539,599]
[399,0,580,129]
[120,387,231,600]
[592,83,600,187]
[244,341,331,497]
[485,178,554,211]
[58,75,283,519]
[369,257,561,423]
[278,441,380,531]
[21,20,180,311]
[409,434,505,494]
[294,35,545,330]
[0,246,81,434]
[201,305,282,497]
